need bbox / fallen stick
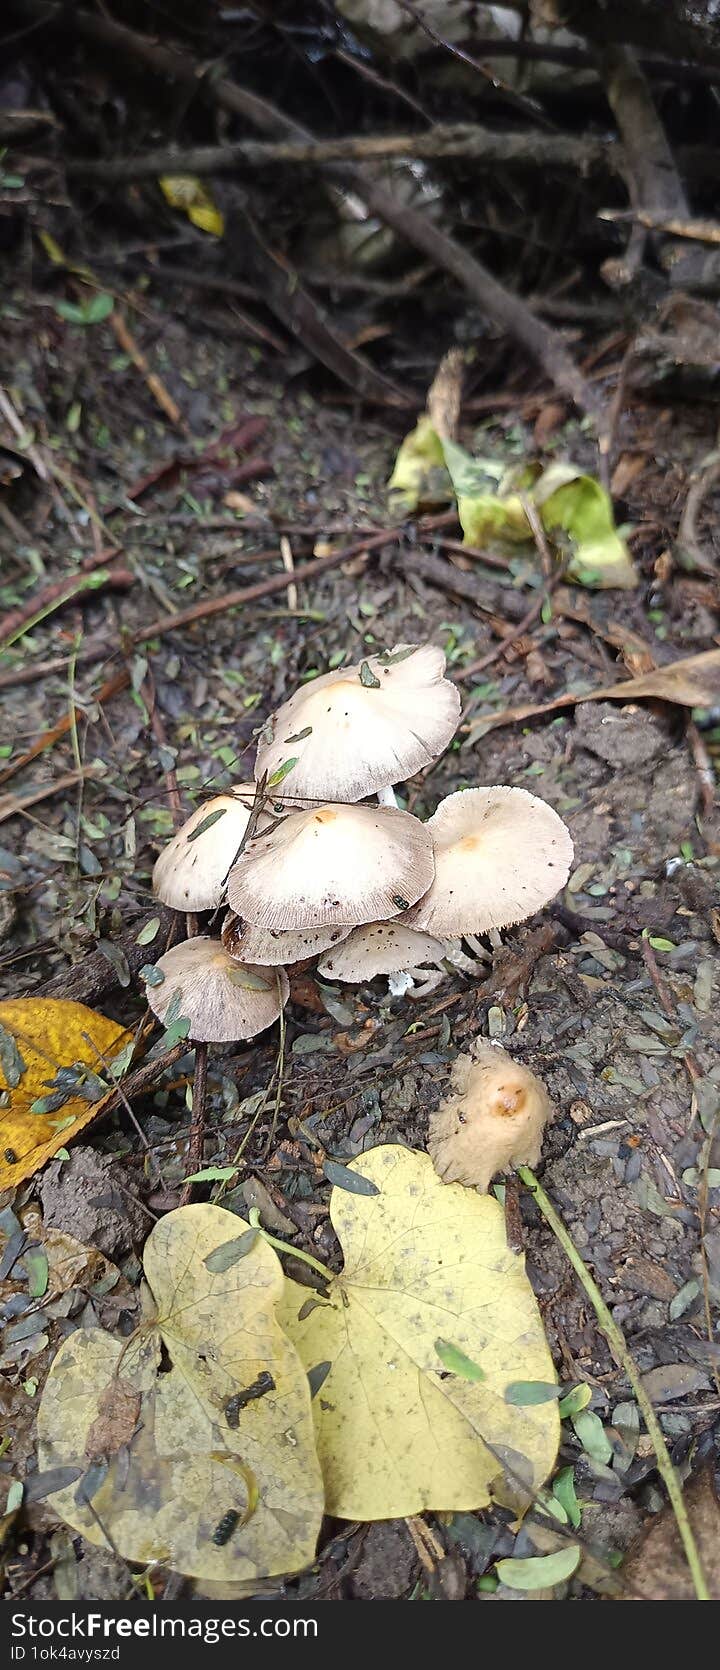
[37,908,176,1003]
[0,668,130,789]
[0,563,133,650]
[0,768,102,827]
[49,4,598,418]
[66,124,620,181]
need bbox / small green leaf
[359,660,381,688]
[140,963,165,987]
[136,917,160,946]
[649,937,676,952]
[266,756,298,788]
[435,1339,486,1383]
[187,807,227,842]
[204,1230,259,1271]
[283,727,313,743]
[505,1380,560,1406]
[552,1466,581,1529]
[24,1246,49,1299]
[0,1023,26,1088]
[184,1165,238,1184]
[323,1159,381,1196]
[6,1480,23,1514]
[495,1546,581,1591]
[161,1018,191,1047]
[55,300,86,323]
[227,967,272,992]
[83,292,114,323]
[558,1383,591,1419]
[572,1408,612,1464]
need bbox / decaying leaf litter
[1,0,720,1605]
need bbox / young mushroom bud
[428,1042,553,1194]
[143,936,288,1043]
[254,643,460,805]
[152,787,273,913]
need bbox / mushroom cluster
[144,644,573,1043]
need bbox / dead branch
[65,125,621,182]
[37,909,176,1004]
[42,3,599,419]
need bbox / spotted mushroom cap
[143,936,288,1043]
[254,643,461,803]
[152,788,274,913]
[407,786,573,938]
[318,920,445,982]
[227,803,435,931]
[222,911,351,967]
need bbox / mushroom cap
[318,920,445,982]
[222,911,351,967]
[254,643,461,803]
[227,803,435,931]
[144,936,288,1043]
[428,1042,553,1193]
[152,787,274,912]
[406,786,573,937]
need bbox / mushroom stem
[443,939,483,975]
[388,968,415,997]
[376,783,399,809]
[464,934,490,962]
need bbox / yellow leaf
[0,999,131,1188]
[279,1145,559,1520]
[37,1204,324,1581]
[387,415,451,512]
[158,176,225,237]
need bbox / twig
[518,1165,710,1602]
[0,668,130,789]
[460,569,564,682]
[180,1041,208,1205]
[686,719,717,818]
[676,421,720,579]
[109,310,187,433]
[279,535,298,613]
[0,550,123,648]
[0,767,101,827]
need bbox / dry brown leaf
[623,1464,720,1600]
[469,648,720,738]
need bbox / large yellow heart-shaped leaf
[279,1145,559,1520]
[37,1204,324,1581]
[0,999,131,1188]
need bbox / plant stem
[518,1165,710,1601]
[247,1209,333,1284]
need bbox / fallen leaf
[536,463,638,590]
[387,414,452,511]
[496,1544,581,1591]
[159,176,225,237]
[279,1145,559,1520]
[38,1204,324,1581]
[0,1000,131,1188]
[623,1463,720,1600]
[468,648,720,737]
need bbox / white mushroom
[227,803,435,931]
[143,936,288,1043]
[407,786,574,938]
[317,920,446,983]
[222,911,351,966]
[254,643,460,804]
[152,787,274,913]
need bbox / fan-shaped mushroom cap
[227,803,434,931]
[152,788,274,912]
[254,643,461,803]
[407,786,573,938]
[222,912,351,967]
[144,936,288,1043]
[318,920,445,982]
[429,1042,552,1193]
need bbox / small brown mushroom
[428,1042,553,1193]
[143,936,288,1043]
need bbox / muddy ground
[1,293,719,1602]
